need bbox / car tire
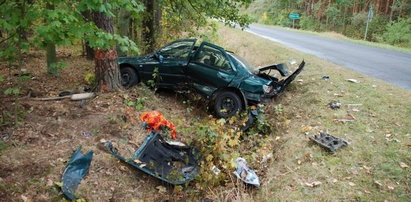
[120,66,138,88]
[214,91,243,118]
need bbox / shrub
[381,19,411,47]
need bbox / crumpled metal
[61,147,93,200]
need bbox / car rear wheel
[120,66,138,88]
[214,91,242,118]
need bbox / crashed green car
[119,39,305,118]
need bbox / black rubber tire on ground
[120,66,138,88]
[214,91,243,118]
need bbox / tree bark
[82,11,95,60]
[142,0,155,53]
[46,43,58,75]
[93,6,122,92]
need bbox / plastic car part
[233,158,260,187]
[104,132,198,185]
[309,133,348,152]
[61,147,93,200]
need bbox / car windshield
[227,52,254,73]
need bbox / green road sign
[289,13,300,20]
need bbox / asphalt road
[246,24,411,90]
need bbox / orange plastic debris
[140,111,177,139]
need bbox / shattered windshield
[227,52,254,73]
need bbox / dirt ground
[0,48,216,201]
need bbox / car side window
[159,41,194,60]
[194,45,232,71]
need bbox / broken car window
[194,45,232,71]
[159,41,194,60]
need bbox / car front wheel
[120,66,138,88]
[214,91,242,118]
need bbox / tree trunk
[385,0,391,14]
[46,2,58,75]
[142,0,155,53]
[389,0,395,22]
[46,43,58,75]
[82,11,95,60]
[117,8,131,57]
[93,6,122,92]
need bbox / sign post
[288,13,300,29]
[364,6,373,40]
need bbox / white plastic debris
[233,158,260,187]
[346,79,360,83]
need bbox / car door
[186,42,236,95]
[155,39,197,88]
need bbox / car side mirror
[153,52,164,63]
[158,54,164,63]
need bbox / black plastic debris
[309,133,348,152]
[104,132,198,185]
[329,101,342,109]
[61,147,93,200]
[322,75,330,80]
[240,109,258,131]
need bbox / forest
[247,0,411,47]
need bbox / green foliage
[124,97,146,111]
[381,19,411,47]
[0,74,3,82]
[4,87,20,96]
[147,67,161,89]
[83,73,96,85]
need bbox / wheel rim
[220,97,236,115]
[121,72,130,86]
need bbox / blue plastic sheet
[61,147,93,200]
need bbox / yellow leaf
[206,154,213,162]
[228,138,239,147]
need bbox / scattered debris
[309,133,348,152]
[348,182,356,186]
[61,147,93,200]
[240,108,259,131]
[261,153,273,163]
[322,75,330,80]
[399,162,409,169]
[32,92,95,101]
[104,132,198,185]
[289,59,297,65]
[305,181,322,187]
[329,101,342,109]
[346,79,360,83]
[140,111,177,139]
[82,131,92,137]
[233,157,260,187]
[347,103,362,107]
[333,114,356,123]
[211,165,221,175]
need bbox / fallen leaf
[99,138,107,143]
[399,162,408,169]
[46,179,53,187]
[348,182,356,186]
[374,180,383,188]
[305,181,322,187]
[156,185,167,194]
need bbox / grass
[214,25,411,201]
[253,24,411,54]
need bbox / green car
[119,39,305,118]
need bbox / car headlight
[263,85,273,94]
